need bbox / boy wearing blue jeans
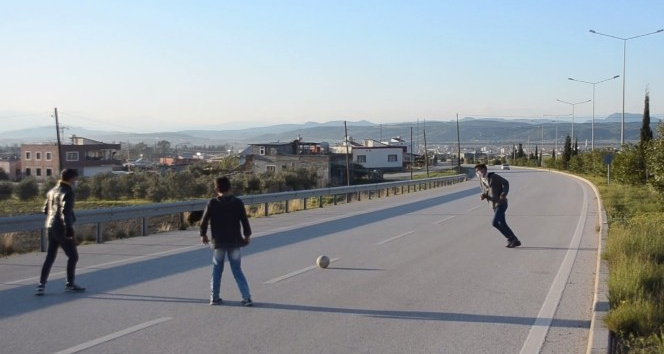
[475,164,521,248]
[200,176,253,306]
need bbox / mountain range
[1,113,661,149]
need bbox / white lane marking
[376,231,415,246]
[519,181,588,354]
[433,215,456,225]
[53,317,172,354]
[468,205,483,212]
[4,245,199,286]
[264,258,340,284]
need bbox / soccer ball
[316,255,330,268]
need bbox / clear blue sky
[1,0,663,133]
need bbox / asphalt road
[0,167,600,354]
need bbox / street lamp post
[589,29,664,146]
[556,99,591,145]
[568,75,620,150]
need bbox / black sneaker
[506,239,522,248]
[241,298,253,307]
[209,298,222,306]
[35,284,45,296]
[65,283,86,293]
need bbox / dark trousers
[492,204,517,241]
[40,228,79,285]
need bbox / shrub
[647,124,664,195]
[115,174,137,199]
[0,181,12,200]
[14,177,39,201]
[131,173,151,199]
[193,175,212,198]
[75,179,91,200]
[146,177,168,202]
[604,299,664,338]
[245,175,261,194]
[100,177,122,200]
[90,173,112,199]
[613,145,644,185]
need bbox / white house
[352,146,405,172]
[330,137,407,172]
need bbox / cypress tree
[640,88,653,145]
[563,135,572,169]
[637,89,653,182]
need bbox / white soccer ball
[316,255,330,268]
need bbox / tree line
[0,161,319,203]
[551,90,662,191]
[502,91,661,189]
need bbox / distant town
[0,113,660,185]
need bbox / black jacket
[43,181,76,237]
[479,172,510,209]
[200,195,252,249]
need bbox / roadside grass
[412,169,459,179]
[596,178,664,353]
[0,198,150,217]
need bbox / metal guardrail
[0,174,467,248]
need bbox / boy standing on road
[36,169,86,295]
[475,164,522,248]
[200,176,253,306]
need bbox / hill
[0,114,661,149]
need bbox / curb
[517,167,611,353]
[538,168,611,353]
[585,180,611,354]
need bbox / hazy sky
[1,0,663,133]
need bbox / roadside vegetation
[409,168,460,180]
[0,161,321,217]
[505,91,664,353]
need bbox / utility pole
[456,113,461,173]
[344,121,350,186]
[344,121,352,203]
[410,127,413,180]
[54,108,63,173]
[423,129,429,177]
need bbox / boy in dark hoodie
[200,176,253,306]
[475,164,521,248]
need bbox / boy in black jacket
[200,176,253,306]
[475,164,521,248]
[36,169,85,295]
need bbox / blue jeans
[211,247,251,301]
[492,204,517,240]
